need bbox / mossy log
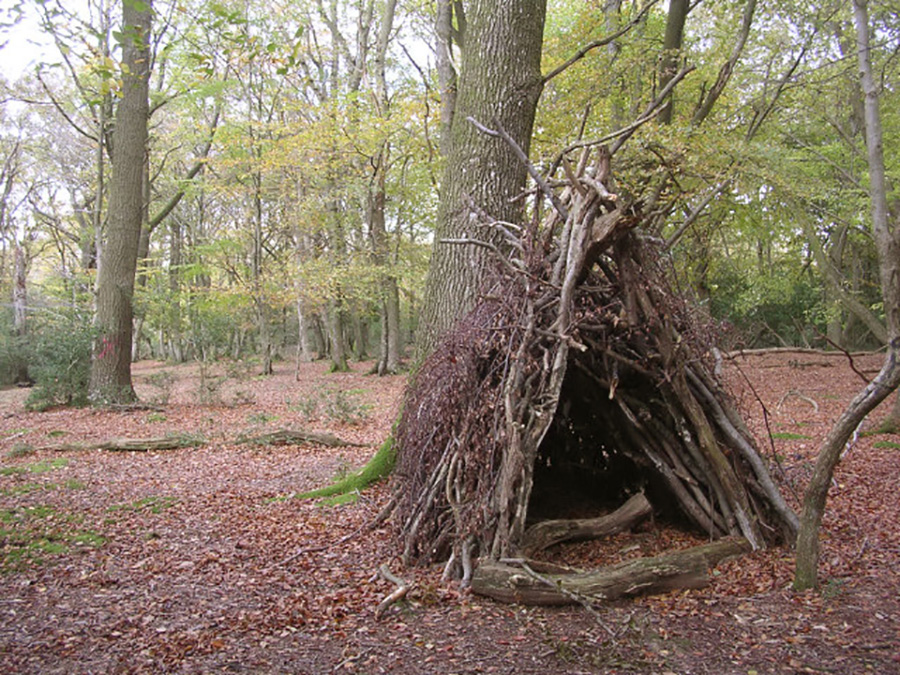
[43,435,204,452]
[521,492,651,555]
[471,536,751,606]
[236,429,363,448]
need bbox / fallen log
[471,536,751,606]
[42,435,205,453]
[520,492,652,555]
[236,429,362,448]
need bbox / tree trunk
[12,244,31,385]
[417,0,547,359]
[658,0,689,125]
[89,0,151,404]
[795,0,900,590]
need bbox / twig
[375,563,412,620]
[467,116,569,222]
[541,0,659,84]
[515,561,616,636]
[776,389,820,413]
[332,648,373,672]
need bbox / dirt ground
[0,353,898,674]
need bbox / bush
[25,311,95,411]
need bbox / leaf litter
[0,354,897,673]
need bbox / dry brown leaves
[0,354,898,673]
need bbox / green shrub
[144,370,177,405]
[25,311,95,411]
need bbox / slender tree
[794,0,900,590]
[89,0,152,403]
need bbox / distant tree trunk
[296,299,314,364]
[369,0,401,374]
[417,0,547,359]
[658,0,688,125]
[132,155,152,362]
[795,0,900,590]
[89,0,151,404]
[12,244,30,385]
[435,0,460,153]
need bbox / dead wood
[520,492,651,555]
[470,537,751,606]
[42,428,360,453]
[42,435,204,452]
[235,429,363,448]
[375,564,413,620]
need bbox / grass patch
[109,496,178,514]
[0,457,69,476]
[0,505,105,571]
[873,440,900,450]
[5,443,35,459]
[47,430,67,438]
[297,436,395,500]
[770,432,811,440]
[0,479,85,497]
[248,412,278,425]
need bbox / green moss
[297,435,396,500]
[109,496,178,514]
[0,505,105,571]
[873,440,900,450]
[0,458,69,476]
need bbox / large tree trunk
[89,0,151,404]
[416,0,547,359]
[795,0,900,590]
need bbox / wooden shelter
[393,146,798,604]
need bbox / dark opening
[527,350,685,526]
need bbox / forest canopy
[0,0,896,396]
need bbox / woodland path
[0,354,897,673]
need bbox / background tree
[89,0,152,403]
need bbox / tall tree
[89,0,152,403]
[794,0,900,590]
[416,0,547,358]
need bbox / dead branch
[375,564,412,620]
[236,429,363,448]
[521,492,652,555]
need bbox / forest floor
[0,352,898,674]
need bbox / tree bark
[89,0,151,404]
[12,244,31,385]
[658,0,688,125]
[417,0,547,359]
[472,537,751,606]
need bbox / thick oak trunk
[89,0,151,404]
[417,0,547,358]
